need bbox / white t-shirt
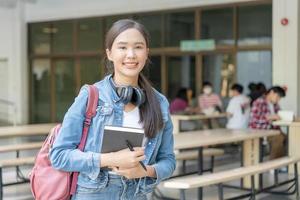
[226,95,250,129]
[122,106,146,145]
[123,106,143,129]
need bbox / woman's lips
[123,62,138,68]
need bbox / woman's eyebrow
[116,42,127,45]
[116,41,145,45]
[134,42,145,45]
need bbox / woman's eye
[118,46,126,50]
[135,46,143,49]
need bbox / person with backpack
[49,19,176,199]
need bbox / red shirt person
[249,86,286,159]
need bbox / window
[202,54,234,97]
[78,19,103,52]
[165,12,195,47]
[237,51,272,94]
[167,56,195,100]
[238,4,272,45]
[52,21,74,53]
[80,57,102,86]
[54,59,76,121]
[29,23,51,54]
[201,8,234,45]
[31,59,51,122]
[145,56,161,91]
[28,3,272,123]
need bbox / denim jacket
[49,74,176,195]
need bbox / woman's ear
[106,49,112,61]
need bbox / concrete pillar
[11,1,28,124]
[273,0,300,115]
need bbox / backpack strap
[70,85,99,195]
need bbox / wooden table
[0,123,56,138]
[171,113,228,133]
[272,120,293,127]
[288,122,300,174]
[173,128,280,200]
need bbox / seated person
[226,84,250,129]
[198,81,222,115]
[249,86,286,159]
[248,82,267,106]
[170,88,189,114]
[170,88,198,131]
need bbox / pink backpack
[30,85,99,200]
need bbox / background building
[0,0,299,124]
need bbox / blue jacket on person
[49,74,176,196]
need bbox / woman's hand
[101,147,145,169]
[267,114,281,121]
[112,165,157,179]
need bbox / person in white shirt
[226,84,250,129]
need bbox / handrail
[0,99,17,126]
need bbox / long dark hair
[104,19,163,138]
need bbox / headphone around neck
[109,76,146,106]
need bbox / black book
[101,125,144,153]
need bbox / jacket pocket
[79,170,108,190]
[136,177,158,196]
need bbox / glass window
[201,8,234,45]
[54,59,76,121]
[237,51,272,94]
[52,21,74,53]
[78,19,103,52]
[167,56,195,100]
[238,4,272,45]
[29,23,51,54]
[80,57,102,86]
[165,12,195,47]
[144,56,161,91]
[31,59,51,123]
[135,14,162,48]
[202,54,234,97]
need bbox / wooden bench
[0,142,42,200]
[176,148,224,173]
[163,156,300,200]
[0,142,43,153]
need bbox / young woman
[49,19,176,199]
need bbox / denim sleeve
[49,86,101,179]
[143,114,176,188]
[153,115,176,181]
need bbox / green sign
[180,39,216,51]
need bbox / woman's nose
[126,48,136,58]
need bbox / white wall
[25,0,261,22]
[273,0,300,115]
[0,1,28,124]
[0,7,16,123]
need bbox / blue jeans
[71,173,147,200]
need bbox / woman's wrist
[100,152,115,167]
[146,165,157,178]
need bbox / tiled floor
[1,146,300,200]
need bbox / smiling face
[106,28,149,85]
